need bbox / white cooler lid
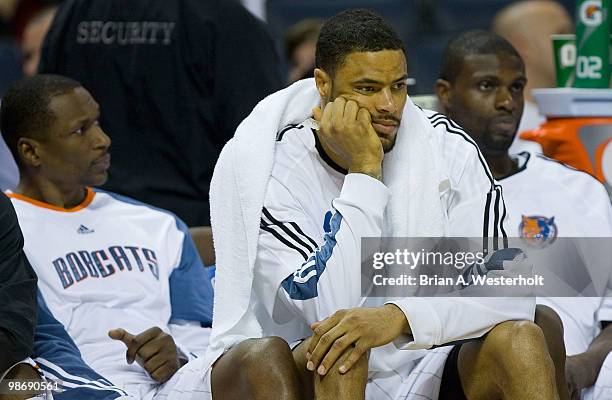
[532,88,612,118]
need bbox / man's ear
[314,68,331,102]
[17,137,42,168]
[434,78,452,112]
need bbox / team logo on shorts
[519,215,558,248]
[580,0,603,26]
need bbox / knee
[487,320,553,370]
[212,337,299,399]
[508,320,549,354]
[235,336,293,369]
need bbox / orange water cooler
[520,88,612,195]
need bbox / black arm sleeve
[0,194,37,373]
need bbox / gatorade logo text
[580,0,603,26]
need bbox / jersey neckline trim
[497,152,530,181]
[6,187,96,212]
[311,128,348,175]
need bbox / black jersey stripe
[262,207,315,254]
[427,114,496,186]
[260,223,309,260]
[427,112,497,186]
[429,117,497,228]
[427,113,508,243]
[483,191,492,252]
[288,221,318,249]
[276,124,304,142]
[428,113,449,125]
[493,188,501,250]
[498,185,509,247]
[493,185,508,249]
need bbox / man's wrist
[349,163,382,181]
[383,304,411,337]
[175,348,189,367]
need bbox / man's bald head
[493,1,572,94]
[493,1,572,40]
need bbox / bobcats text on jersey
[52,245,159,289]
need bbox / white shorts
[121,357,212,400]
[120,345,451,400]
[366,347,452,400]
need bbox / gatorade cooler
[520,1,612,194]
[520,88,612,194]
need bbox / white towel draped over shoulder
[205,78,448,367]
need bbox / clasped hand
[305,304,409,376]
[109,326,183,383]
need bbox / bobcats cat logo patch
[519,215,558,248]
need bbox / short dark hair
[1,74,81,165]
[315,9,405,76]
[439,30,523,83]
